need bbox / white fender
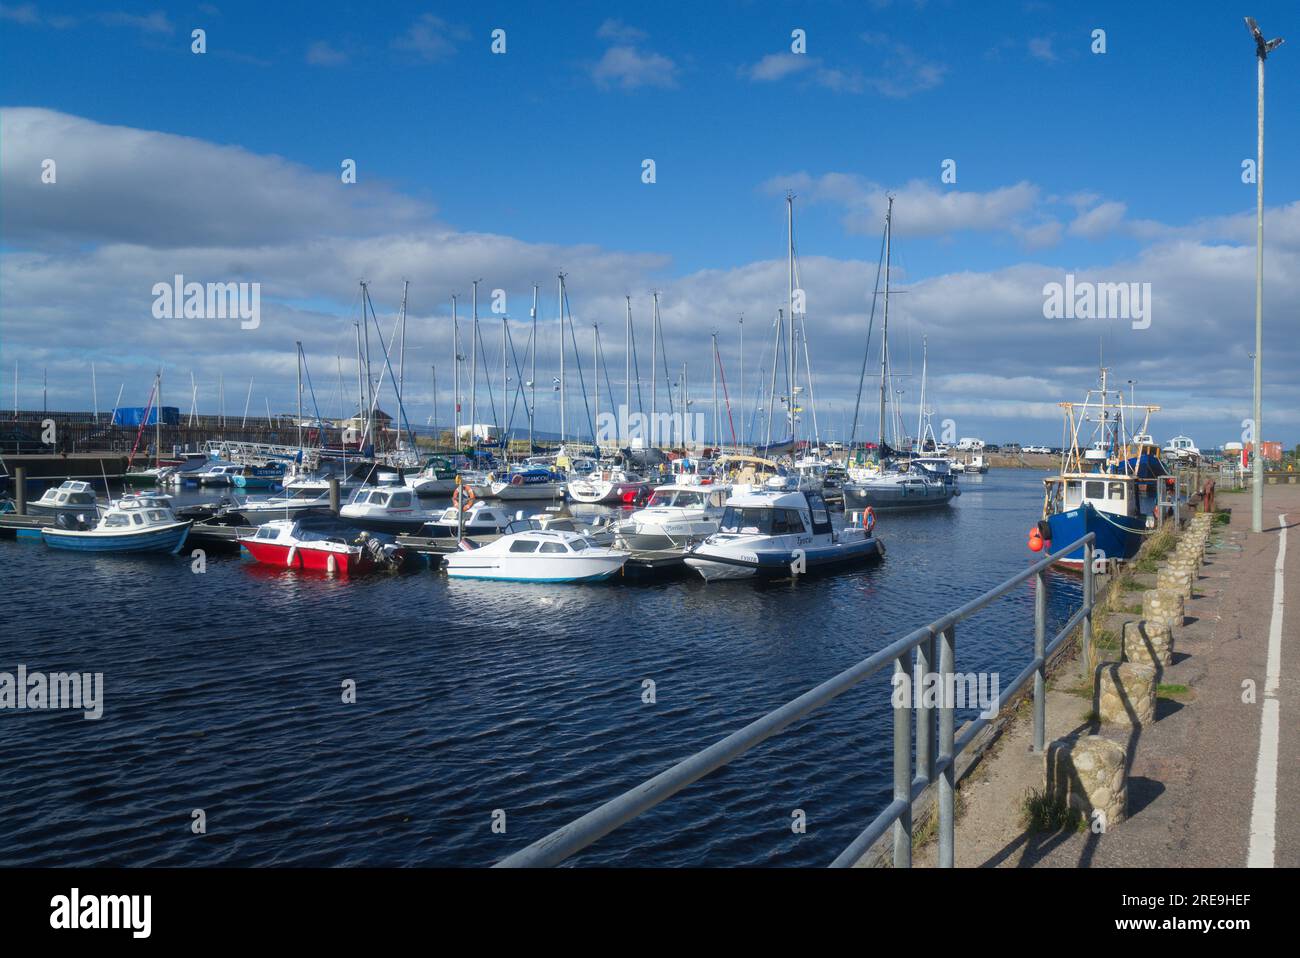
[286,545,297,567]
[327,552,337,575]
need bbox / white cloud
[1069,200,1127,238]
[596,19,647,43]
[306,40,348,66]
[3,109,1297,444]
[742,52,816,82]
[392,14,461,62]
[591,46,678,90]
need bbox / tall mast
[451,295,459,447]
[766,309,782,447]
[296,341,303,453]
[502,314,508,447]
[354,322,364,446]
[878,197,893,450]
[916,336,927,451]
[625,296,632,443]
[738,316,744,449]
[530,284,538,451]
[155,369,162,468]
[558,273,566,444]
[91,362,98,424]
[398,279,409,409]
[787,191,797,451]
[650,291,659,436]
[592,323,599,448]
[470,279,480,447]
[361,282,373,448]
[711,332,719,448]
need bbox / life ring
[511,474,524,487]
[453,485,476,511]
[864,506,876,533]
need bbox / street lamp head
[1245,16,1284,59]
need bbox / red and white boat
[238,519,403,576]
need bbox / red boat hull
[240,538,373,576]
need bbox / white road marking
[1247,513,1287,868]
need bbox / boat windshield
[719,507,773,535]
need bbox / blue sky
[2,1,1299,445]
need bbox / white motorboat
[443,529,628,582]
[1162,435,1201,465]
[614,483,730,550]
[27,480,103,521]
[686,487,882,582]
[237,486,336,515]
[340,486,439,533]
[419,499,517,538]
[566,466,650,504]
[194,463,246,486]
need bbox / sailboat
[842,199,958,513]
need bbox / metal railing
[496,532,1097,868]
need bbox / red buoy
[1028,527,1044,552]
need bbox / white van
[955,438,985,452]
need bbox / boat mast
[711,332,719,449]
[916,336,927,451]
[361,282,373,450]
[530,284,538,451]
[156,369,162,468]
[558,273,566,444]
[451,295,459,449]
[398,279,409,414]
[787,191,797,452]
[592,323,599,450]
[354,322,364,448]
[296,341,303,453]
[470,279,480,450]
[878,196,893,451]
[738,316,744,449]
[625,296,632,444]
[502,314,508,451]
[650,290,658,442]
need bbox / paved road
[916,482,1298,868]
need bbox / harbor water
[0,469,1082,867]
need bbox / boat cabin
[716,489,832,538]
[36,480,98,508]
[642,486,729,511]
[98,495,181,530]
[1046,475,1138,518]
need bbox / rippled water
[0,469,1081,867]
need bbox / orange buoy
[1028,527,1044,552]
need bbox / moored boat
[41,494,191,555]
[686,487,882,581]
[238,519,403,575]
[443,529,628,582]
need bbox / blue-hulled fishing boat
[41,493,192,555]
[1034,370,1162,569]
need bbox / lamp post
[1246,17,1284,533]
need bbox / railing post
[893,654,912,868]
[1033,567,1046,753]
[938,624,956,867]
[915,631,936,784]
[1082,538,1094,678]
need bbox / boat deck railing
[495,532,1098,868]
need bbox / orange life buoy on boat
[511,473,524,487]
[453,485,476,511]
[864,506,876,534]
